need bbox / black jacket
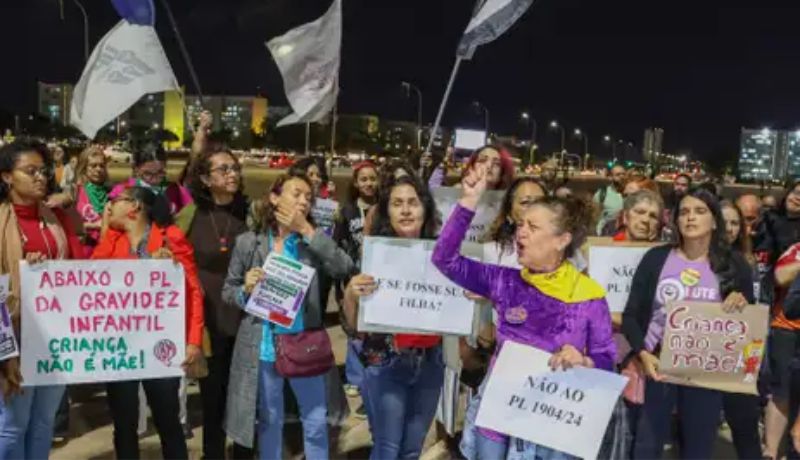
[332,201,367,270]
[784,272,800,320]
[622,244,755,353]
[754,210,800,304]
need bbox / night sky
[3,0,800,164]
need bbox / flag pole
[305,122,311,155]
[424,56,463,154]
[158,0,204,105]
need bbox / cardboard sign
[246,252,316,328]
[586,240,657,313]
[659,301,769,394]
[311,198,338,236]
[476,341,628,460]
[433,187,504,243]
[0,275,19,362]
[359,236,479,336]
[20,260,186,386]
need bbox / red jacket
[91,224,205,346]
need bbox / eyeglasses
[15,166,50,179]
[139,170,166,182]
[210,164,242,176]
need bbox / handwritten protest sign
[311,198,338,236]
[659,301,768,394]
[476,341,627,460]
[586,239,656,313]
[433,187,504,243]
[246,252,316,328]
[359,236,479,336]
[0,275,18,362]
[20,260,185,386]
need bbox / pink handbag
[621,359,646,404]
[274,329,334,378]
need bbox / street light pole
[550,121,565,153]
[401,81,423,151]
[575,128,589,170]
[473,101,490,134]
[59,0,89,62]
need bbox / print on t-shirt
[645,252,722,351]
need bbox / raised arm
[306,230,355,280]
[432,205,502,300]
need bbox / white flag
[71,20,179,139]
[457,0,535,60]
[267,0,341,127]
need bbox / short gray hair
[624,189,664,214]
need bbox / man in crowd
[594,163,627,234]
[736,193,762,236]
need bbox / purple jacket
[432,204,616,371]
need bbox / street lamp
[401,81,423,151]
[59,0,89,62]
[550,120,565,153]
[574,128,589,170]
[603,135,617,162]
[520,112,538,165]
[472,101,490,133]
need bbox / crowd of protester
[0,127,799,460]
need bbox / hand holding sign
[722,291,748,313]
[549,344,591,371]
[245,268,266,295]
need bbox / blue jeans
[361,346,444,460]
[257,361,328,460]
[345,339,364,387]
[0,385,65,460]
[634,379,722,459]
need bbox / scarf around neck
[84,182,108,215]
[520,261,605,304]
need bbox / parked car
[104,146,132,164]
[268,153,294,169]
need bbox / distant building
[739,128,781,181]
[37,82,74,126]
[642,128,664,162]
[185,95,268,139]
[380,120,418,154]
[787,131,800,180]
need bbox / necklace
[208,206,232,253]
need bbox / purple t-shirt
[644,250,722,351]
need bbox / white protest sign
[587,240,655,313]
[246,252,316,328]
[0,275,18,362]
[476,341,628,460]
[483,241,521,268]
[433,187,504,243]
[360,236,477,336]
[311,198,338,236]
[20,260,185,386]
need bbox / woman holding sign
[622,188,755,459]
[0,140,84,460]
[92,186,205,460]
[177,148,253,459]
[223,173,353,460]
[430,163,616,460]
[342,174,445,460]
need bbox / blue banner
[111,0,155,26]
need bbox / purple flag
[111,0,156,26]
